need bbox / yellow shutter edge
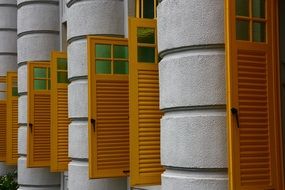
[50,51,69,172]
[6,72,18,165]
[27,61,51,168]
[224,0,234,189]
[87,36,95,178]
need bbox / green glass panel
[57,72,68,83]
[34,68,46,78]
[12,87,18,96]
[137,28,155,44]
[253,22,266,42]
[114,61,129,74]
[48,68,50,78]
[96,60,111,74]
[95,44,111,58]
[236,0,249,16]
[57,58,68,70]
[253,0,265,18]
[34,80,46,90]
[114,45,128,59]
[143,0,155,18]
[236,20,250,40]
[138,46,155,63]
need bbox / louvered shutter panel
[88,37,130,178]
[6,72,18,165]
[0,77,6,161]
[129,18,163,186]
[27,62,51,167]
[50,52,69,172]
[226,0,283,189]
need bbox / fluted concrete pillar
[17,0,60,189]
[157,0,228,190]
[66,0,127,189]
[0,0,18,175]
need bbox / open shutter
[88,37,130,178]
[6,72,18,165]
[0,76,7,161]
[50,51,69,172]
[27,62,51,167]
[226,0,283,189]
[129,18,163,186]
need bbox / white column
[17,0,60,189]
[158,0,228,189]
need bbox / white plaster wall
[17,34,59,63]
[67,0,124,39]
[157,0,227,189]
[157,0,224,53]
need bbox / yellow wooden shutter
[50,51,69,172]
[129,18,163,186]
[226,0,283,189]
[6,72,18,165]
[27,62,51,167]
[0,76,7,161]
[88,36,130,178]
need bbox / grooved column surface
[157,0,228,189]
[66,0,127,189]
[0,0,17,175]
[17,0,60,189]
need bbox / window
[226,0,283,189]
[136,0,158,19]
[0,76,6,162]
[6,72,18,165]
[129,18,163,186]
[27,62,51,167]
[88,36,130,178]
[50,51,69,172]
[236,0,266,42]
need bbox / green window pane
[236,20,249,40]
[57,72,68,83]
[96,60,111,74]
[236,0,249,16]
[96,44,111,58]
[143,0,155,18]
[114,61,129,74]
[253,0,265,18]
[138,47,155,63]
[137,28,155,44]
[34,80,47,90]
[34,68,47,78]
[57,58,68,70]
[12,87,18,96]
[114,45,128,59]
[253,22,266,42]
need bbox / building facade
[0,0,284,190]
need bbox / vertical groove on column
[17,0,60,189]
[67,1,127,189]
[158,0,228,190]
[0,0,17,176]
